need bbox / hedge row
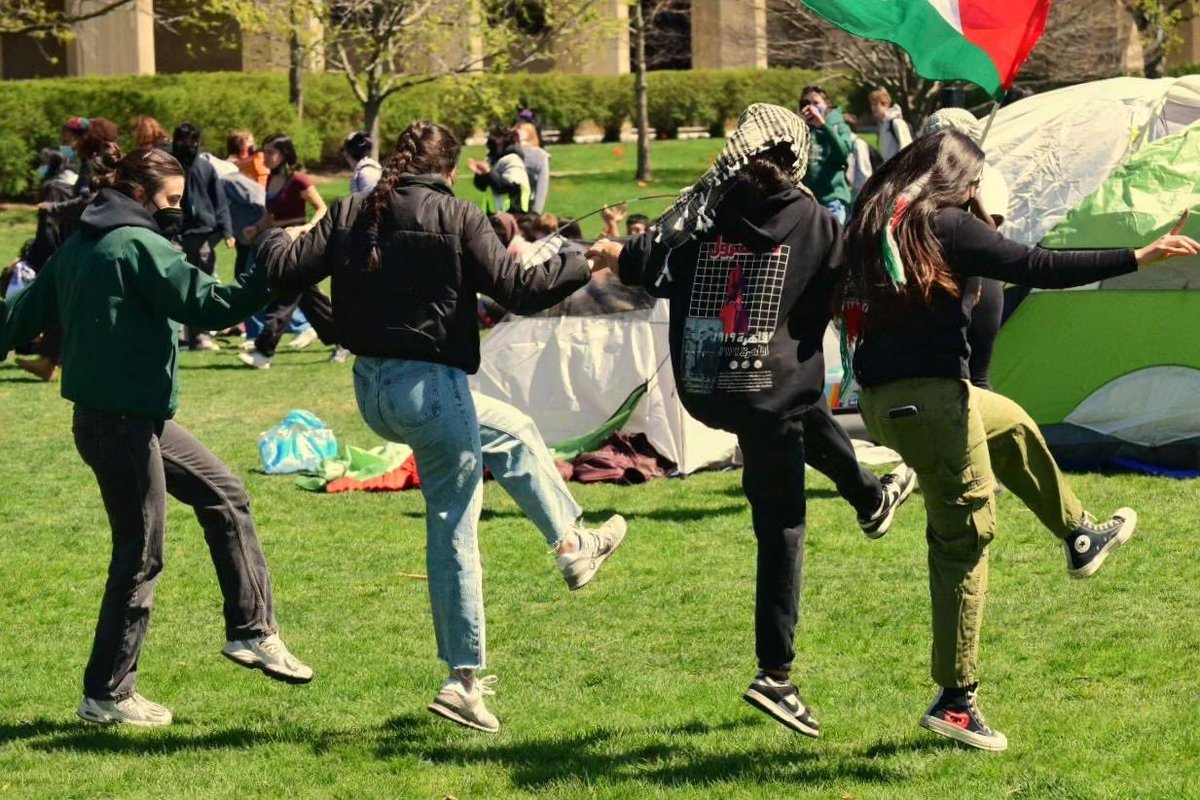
[0,68,848,198]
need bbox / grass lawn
[1,140,1199,799]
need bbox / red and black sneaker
[919,685,1008,752]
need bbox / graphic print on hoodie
[682,237,792,396]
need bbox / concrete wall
[691,0,767,70]
[64,0,155,75]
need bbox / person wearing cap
[344,131,383,195]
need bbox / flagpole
[977,101,1001,148]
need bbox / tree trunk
[288,23,305,120]
[633,1,652,182]
[364,98,383,160]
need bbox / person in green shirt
[0,145,313,727]
[797,85,854,225]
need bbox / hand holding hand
[586,238,623,272]
[283,225,310,241]
[1135,210,1199,266]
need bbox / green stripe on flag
[802,0,1004,97]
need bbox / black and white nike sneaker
[919,684,1007,752]
[742,673,820,738]
[1065,507,1137,579]
[859,463,918,539]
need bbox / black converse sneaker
[1065,507,1137,579]
[919,684,1008,752]
[742,673,821,738]
[858,463,918,539]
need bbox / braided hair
[362,121,461,270]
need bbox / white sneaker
[77,693,173,727]
[428,674,499,733]
[191,334,221,352]
[557,514,627,591]
[239,338,258,352]
[329,346,351,364]
[238,350,272,370]
[288,327,319,350]
[222,633,314,684]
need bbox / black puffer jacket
[254,174,590,373]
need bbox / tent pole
[977,100,1001,147]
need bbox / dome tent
[986,76,1200,472]
[470,274,738,475]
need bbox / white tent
[471,275,737,474]
[985,75,1200,247]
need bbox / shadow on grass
[376,713,912,790]
[717,484,841,501]
[4,716,366,756]
[477,502,749,524]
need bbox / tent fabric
[992,291,1200,425]
[985,75,1200,247]
[1063,366,1200,448]
[472,290,737,475]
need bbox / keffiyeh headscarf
[922,108,982,140]
[651,103,813,284]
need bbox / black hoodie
[618,179,842,431]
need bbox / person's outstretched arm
[0,261,59,356]
[129,233,272,330]
[944,209,1198,288]
[254,197,352,296]
[463,203,590,313]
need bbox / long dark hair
[91,143,185,200]
[362,121,461,270]
[839,130,983,322]
[263,133,298,175]
[739,143,796,195]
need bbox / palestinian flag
[802,0,1051,98]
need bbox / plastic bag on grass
[259,410,339,474]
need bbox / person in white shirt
[869,87,913,163]
[344,131,383,195]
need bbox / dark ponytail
[739,143,796,194]
[92,145,185,201]
[363,121,461,270]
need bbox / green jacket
[0,189,271,419]
[801,107,854,207]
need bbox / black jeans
[800,396,882,519]
[968,278,1004,390]
[72,409,277,700]
[736,400,882,673]
[738,419,807,673]
[254,288,339,357]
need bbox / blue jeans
[353,357,582,669]
[823,200,848,227]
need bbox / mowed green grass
[1,140,1199,799]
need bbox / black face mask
[152,206,183,239]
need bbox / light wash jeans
[353,356,582,669]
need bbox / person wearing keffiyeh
[587,104,917,739]
[838,128,1198,753]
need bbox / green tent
[992,115,1200,472]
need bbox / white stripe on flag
[926,0,963,32]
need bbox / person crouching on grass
[587,104,917,740]
[837,129,1198,752]
[0,145,313,728]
